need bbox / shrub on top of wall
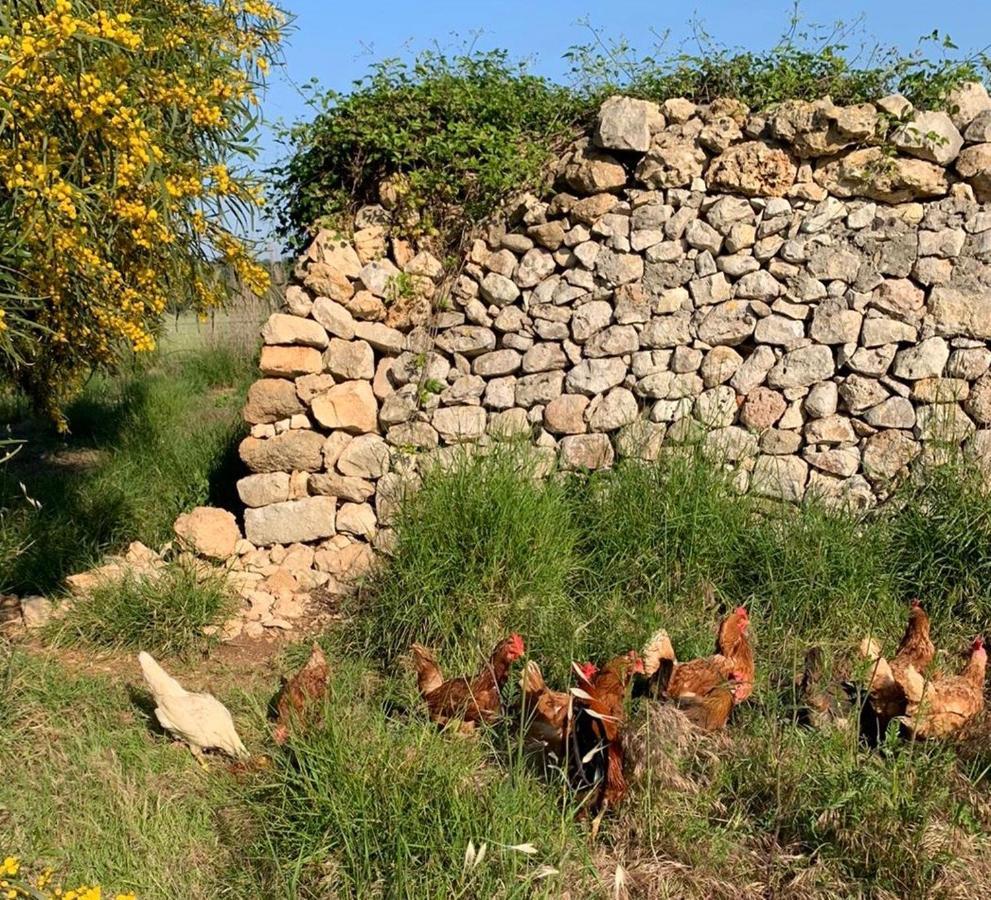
[272,20,989,256]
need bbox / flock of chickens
[135,597,986,824]
[411,606,755,819]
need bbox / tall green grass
[294,446,991,897]
[0,343,255,594]
[53,561,235,656]
[249,659,594,899]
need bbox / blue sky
[254,0,990,238]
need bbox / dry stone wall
[238,84,991,562]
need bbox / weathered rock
[358,258,400,298]
[755,315,805,347]
[336,502,377,539]
[861,316,917,347]
[642,312,692,348]
[559,433,615,470]
[311,297,357,340]
[805,415,856,445]
[891,338,950,380]
[480,272,521,306]
[304,262,354,303]
[751,455,809,502]
[259,345,323,378]
[244,379,304,425]
[956,144,991,201]
[565,358,628,396]
[731,346,776,394]
[562,145,627,194]
[839,375,889,412]
[261,313,329,349]
[522,343,567,373]
[325,338,375,381]
[708,142,798,197]
[354,322,405,354]
[174,507,241,560]
[700,346,743,387]
[948,81,991,129]
[696,301,756,346]
[892,111,963,165]
[689,272,732,306]
[432,406,487,442]
[864,397,916,429]
[585,325,639,358]
[237,472,291,508]
[595,95,662,152]
[436,326,498,357]
[337,434,391,478]
[596,249,644,287]
[311,382,379,434]
[815,148,949,202]
[544,394,590,435]
[473,349,522,377]
[705,426,758,462]
[804,445,861,478]
[915,403,975,443]
[769,99,877,158]
[571,301,613,342]
[740,387,787,430]
[804,381,838,419]
[810,300,862,344]
[588,388,638,431]
[308,473,376,503]
[929,286,991,340]
[636,134,706,189]
[862,430,920,480]
[965,374,991,425]
[694,386,737,428]
[516,371,566,407]
[239,430,325,473]
[767,345,835,389]
[244,497,337,546]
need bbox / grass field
[3,314,991,898]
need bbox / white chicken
[138,651,248,762]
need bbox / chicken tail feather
[641,628,676,679]
[521,660,545,696]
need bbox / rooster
[642,606,755,705]
[567,651,644,823]
[138,652,248,762]
[273,643,331,745]
[411,634,526,732]
[520,660,596,763]
[899,636,987,740]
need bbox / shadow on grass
[0,347,254,595]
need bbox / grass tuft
[53,561,235,656]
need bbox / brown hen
[900,636,987,740]
[520,660,597,763]
[411,634,526,732]
[273,643,331,745]
[644,606,755,705]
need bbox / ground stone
[174,507,241,561]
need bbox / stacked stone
[239,82,991,556]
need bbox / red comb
[910,598,922,609]
[577,661,598,681]
[735,606,749,618]
[973,635,985,651]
